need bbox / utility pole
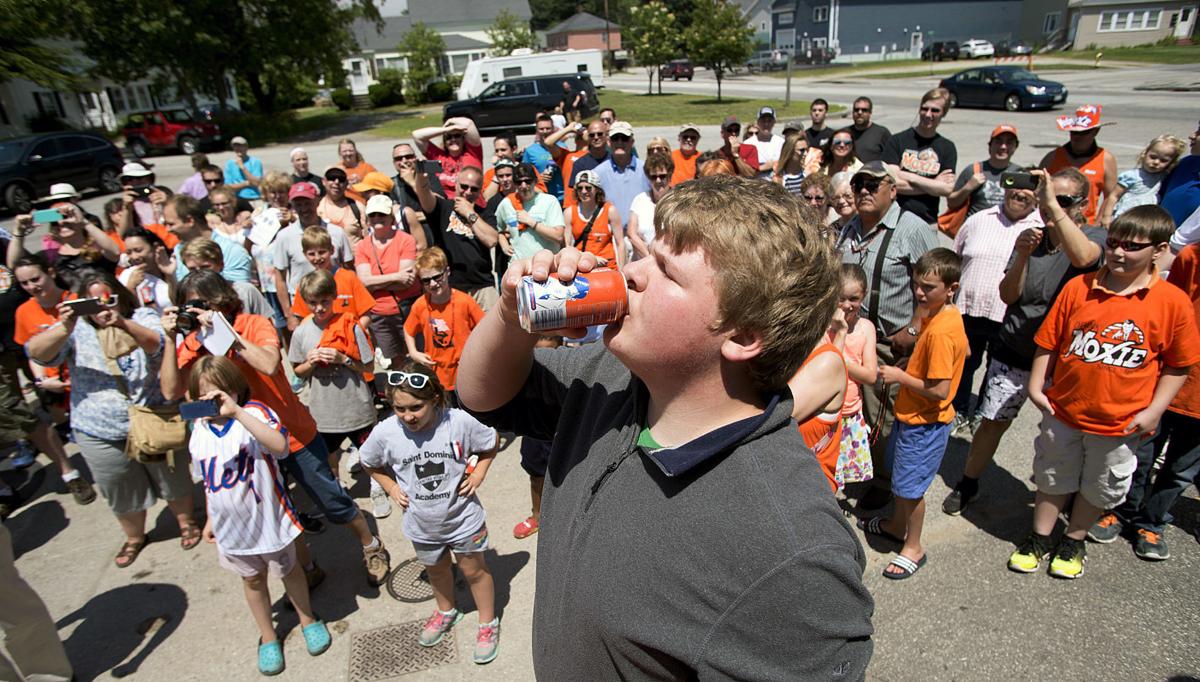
[784,58,792,107]
[604,0,612,76]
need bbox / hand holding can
[498,247,610,338]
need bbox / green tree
[684,0,753,101]
[398,22,445,105]
[626,1,677,95]
[0,0,79,88]
[485,9,537,55]
[64,0,381,114]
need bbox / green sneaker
[1007,533,1051,573]
[1048,537,1087,579]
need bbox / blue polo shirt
[594,157,651,228]
[174,230,254,283]
[224,155,264,200]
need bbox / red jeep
[122,109,222,158]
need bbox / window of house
[451,54,469,72]
[1099,9,1161,31]
[778,12,794,26]
[813,6,829,22]
[814,37,827,48]
[775,28,795,50]
[107,87,127,113]
[1044,11,1060,33]
[32,92,63,117]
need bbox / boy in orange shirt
[1011,206,1200,579]
[403,247,484,393]
[290,227,374,326]
[860,248,968,580]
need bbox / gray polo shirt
[837,202,939,337]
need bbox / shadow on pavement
[6,499,68,560]
[1170,496,1199,537]
[449,549,531,621]
[940,434,1033,544]
[57,582,187,680]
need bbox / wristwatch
[466,213,478,225]
[906,325,919,337]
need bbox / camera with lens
[175,299,211,334]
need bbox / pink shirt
[954,204,1044,322]
[832,317,875,416]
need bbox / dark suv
[123,108,222,158]
[659,59,694,81]
[921,41,960,61]
[442,74,600,132]
[0,132,124,213]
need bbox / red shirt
[426,142,484,200]
[1167,244,1200,418]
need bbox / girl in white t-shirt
[188,355,330,675]
[360,361,501,665]
[117,228,174,314]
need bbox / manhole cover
[348,620,457,680]
[386,558,435,603]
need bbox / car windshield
[165,110,195,123]
[0,140,25,166]
[1004,68,1037,81]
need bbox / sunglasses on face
[515,177,536,186]
[681,135,699,142]
[445,133,465,140]
[853,107,871,113]
[203,177,221,185]
[648,146,669,154]
[457,183,481,193]
[419,270,448,285]
[649,173,670,181]
[384,371,430,389]
[326,177,347,184]
[393,154,416,161]
[851,177,885,194]
[600,117,614,124]
[1105,237,1156,252]
[804,193,826,202]
[832,139,852,147]
[1055,194,1083,208]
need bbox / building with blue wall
[771,0,1027,60]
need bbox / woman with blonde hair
[773,132,809,196]
[646,137,671,157]
[335,138,377,204]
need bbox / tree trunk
[657,67,663,95]
[647,69,653,95]
[715,68,723,102]
[245,70,277,114]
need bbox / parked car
[921,41,960,61]
[659,59,694,81]
[796,46,836,65]
[745,51,790,73]
[995,40,1033,56]
[122,108,222,158]
[0,132,125,213]
[443,73,599,132]
[939,65,1068,111]
[960,39,996,59]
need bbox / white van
[457,49,604,100]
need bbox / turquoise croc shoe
[303,621,332,656]
[258,639,284,676]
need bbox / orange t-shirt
[14,294,69,380]
[894,305,968,425]
[177,313,317,452]
[1046,146,1107,225]
[339,161,378,204]
[1167,244,1200,419]
[796,342,845,493]
[402,290,484,390]
[568,202,617,264]
[560,149,589,210]
[1035,269,1200,435]
[354,232,420,315]
[290,267,375,320]
[670,149,699,186]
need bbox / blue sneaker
[303,621,331,656]
[11,441,36,469]
[258,639,284,676]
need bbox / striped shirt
[837,202,940,337]
[954,205,1045,322]
[780,172,805,196]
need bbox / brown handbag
[103,353,187,467]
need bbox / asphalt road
[5,62,1200,680]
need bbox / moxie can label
[516,270,628,333]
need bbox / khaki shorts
[470,285,499,312]
[218,542,298,579]
[1032,413,1139,509]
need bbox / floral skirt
[835,411,873,489]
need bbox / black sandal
[180,523,203,550]
[857,517,906,544]
[115,538,147,568]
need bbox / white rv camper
[457,49,604,100]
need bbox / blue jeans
[1117,411,1200,533]
[280,437,359,525]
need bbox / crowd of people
[1,87,1199,679]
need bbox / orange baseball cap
[990,124,1019,140]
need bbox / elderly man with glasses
[835,160,940,510]
[412,164,502,310]
[494,163,565,260]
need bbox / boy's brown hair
[915,247,962,287]
[188,355,250,404]
[298,269,337,304]
[653,174,839,391]
[180,238,224,267]
[300,226,334,253]
[417,246,448,273]
[1108,205,1175,246]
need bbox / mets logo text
[1064,320,1147,368]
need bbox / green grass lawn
[1052,43,1200,63]
[588,90,836,128]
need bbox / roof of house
[408,0,531,24]
[444,34,492,50]
[546,11,618,34]
[734,0,772,15]
[351,16,413,52]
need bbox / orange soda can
[516,269,628,333]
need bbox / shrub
[332,87,353,111]
[426,80,453,102]
[26,111,71,132]
[369,69,405,107]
